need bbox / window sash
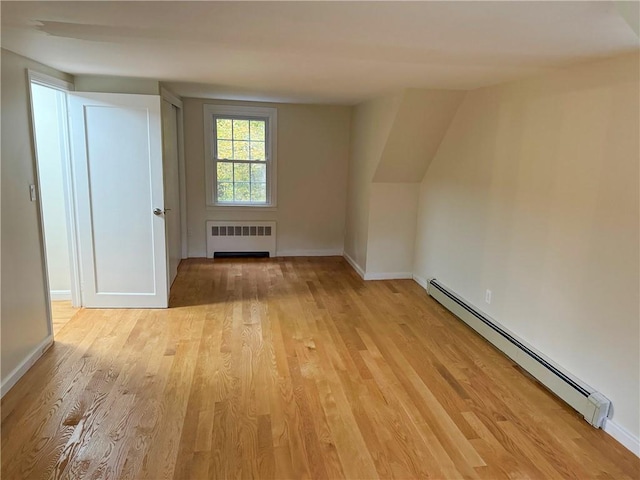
[214,158,264,165]
[214,159,268,204]
[213,115,269,162]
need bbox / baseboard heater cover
[427,278,611,428]
[206,221,276,258]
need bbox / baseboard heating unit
[427,279,611,428]
[206,221,276,258]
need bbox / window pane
[251,163,266,183]
[234,141,250,160]
[251,183,266,203]
[216,118,233,140]
[217,140,233,159]
[232,119,250,140]
[250,141,266,161]
[217,182,234,202]
[217,162,233,182]
[250,120,265,141]
[234,182,251,202]
[234,163,250,182]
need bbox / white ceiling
[2,1,638,104]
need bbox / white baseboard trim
[343,253,413,281]
[604,418,640,457]
[277,249,344,257]
[50,290,71,301]
[412,273,430,291]
[364,271,413,280]
[343,252,365,279]
[1,335,54,397]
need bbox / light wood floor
[2,258,638,479]
[51,300,81,336]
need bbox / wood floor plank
[51,300,80,337]
[2,257,638,479]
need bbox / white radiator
[206,221,276,258]
[427,279,611,429]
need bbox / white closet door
[69,93,168,308]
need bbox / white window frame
[204,104,277,208]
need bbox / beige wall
[414,53,640,439]
[344,94,403,271]
[345,89,462,276]
[373,89,465,183]
[74,75,159,95]
[1,49,74,383]
[183,98,351,257]
[366,183,418,277]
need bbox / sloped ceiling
[372,89,466,183]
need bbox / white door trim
[28,70,74,92]
[177,104,188,259]
[160,86,183,109]
[160,86,187,259]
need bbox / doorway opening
[29,72,80,335]
[30,77,183,315]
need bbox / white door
[161,100,182,288]
[69,93,168,308]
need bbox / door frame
[160,86,188,260]
[27,70,82,318]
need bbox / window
[204,105,277,207]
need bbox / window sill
[206,204,278,212]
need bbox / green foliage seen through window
[214,116,267,203]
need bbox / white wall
[31,84,71,297]
[184,98,351,258]
[1,49,74,387]
[365,183,418,278]
[414,53,640,441]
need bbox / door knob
[153,208,164,216]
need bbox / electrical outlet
[485,289,492,304]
